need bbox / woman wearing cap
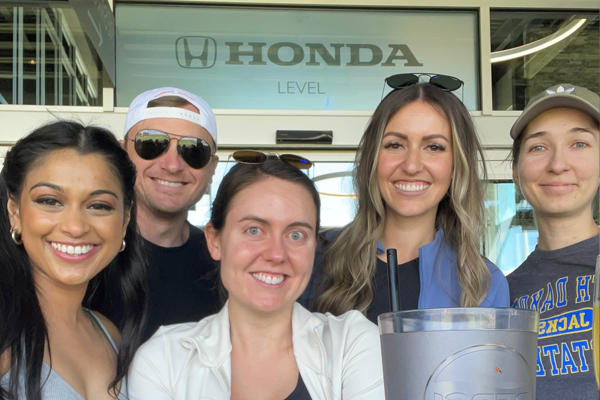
[306,76,509,322]
[127,157,384,400]
[507,83,599,399]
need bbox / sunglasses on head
[382,73,464,100]
[230,150,312,170]
[128,129,215,169]
[386,73,464,91]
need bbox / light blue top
[0,309,127,400]
[376,229,509,308]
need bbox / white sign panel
[116,6,479,110]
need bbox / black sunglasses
[230,150,312,170]
[382,73,464,99]
[128,129,215,169]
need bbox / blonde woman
[307,76,509,321]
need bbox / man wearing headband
[507,83,599,399]
[97,87,221,340]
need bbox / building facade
[1,0,598,273]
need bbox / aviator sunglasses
[382,73,464,99]
[128,129,215,169]
[230,150,312,170]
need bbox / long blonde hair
[314,84,490,314]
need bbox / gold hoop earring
[10,227,23,245]
[120,239,126,252]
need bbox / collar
[180,301,326,375]
[376,240,385,255]
[180,302,232,369]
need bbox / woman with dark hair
[310,78,509,321]
[0,121,147,399]
[128,156,384,400]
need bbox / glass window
[116,5,479,110]
[44,29,58,105]
[484,182,538,275]
[188,160,356,228]
[0,5,103,105]
[485,181,600,274]
[0,8,13,104]
[312,162,355,228]
[491,10,599,111]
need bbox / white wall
[0,106,521,145]
[0,106,517,178]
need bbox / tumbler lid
[378,307,539,335]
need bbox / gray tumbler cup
[378,308,539,400]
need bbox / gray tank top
[0,309,127,399]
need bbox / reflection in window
[312,163,355,228]
[491,11,599,111]
[485,182,538,275]
[188,161,356,229]
[0,6,102,105]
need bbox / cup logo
[175,36,217,69]
[424,345,534,400]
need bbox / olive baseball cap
[510,83,600,140]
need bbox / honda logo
[175,38,423,69]
[175,36,217,69]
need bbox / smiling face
[376,100,454,223]
[124,103,218,218]
[7,149,130,290]
[515,107,600,220]
[205,177,317,316]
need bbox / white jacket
[128,302,385,400]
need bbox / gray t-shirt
[507,235,599,400]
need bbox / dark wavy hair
[0,121,147,400]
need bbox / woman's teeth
[51,242,94,255]
[252,273,285,285]
[395,183,430,192]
